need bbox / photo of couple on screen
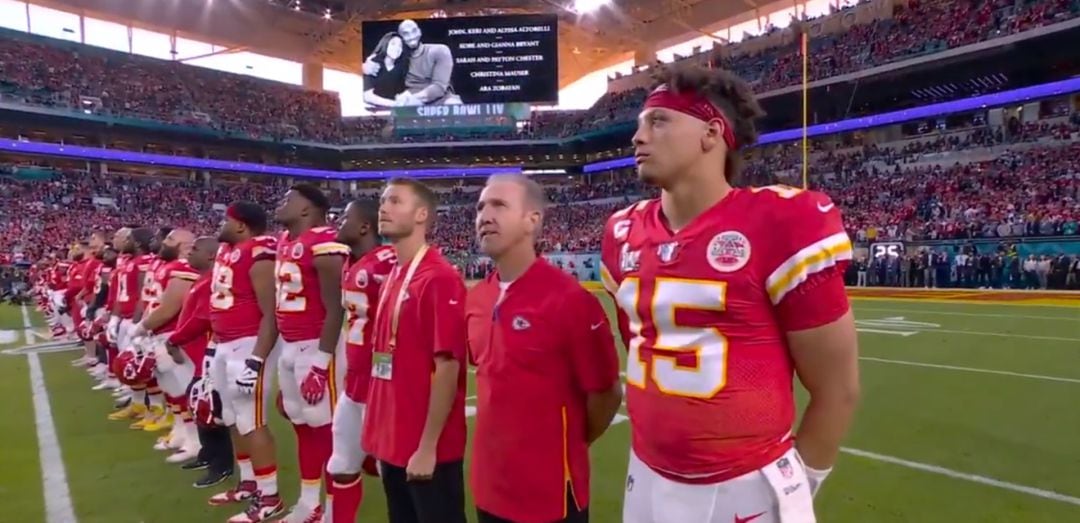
[361,19,463,109]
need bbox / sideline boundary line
[21,305,78,523]
[841,447,1080,507]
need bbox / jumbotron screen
[359,14,559,107]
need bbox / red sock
[294,423,334,481]
[330,476,364,523]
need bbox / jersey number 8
[617,277,729,398]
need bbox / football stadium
[0,0,1079,522]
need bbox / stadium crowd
[0,0,1077,144]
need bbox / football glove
[235,356,263,395]
[153,341,175,373]
[201,345,216,382]
[299,352,332,405]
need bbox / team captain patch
[706,231,751,272]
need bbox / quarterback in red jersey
[272,183,349,523]
[601,67,860,523]
[327,199,395,523]
[209,202,284,523]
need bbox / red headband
[644,85,737,150]
[225,205,244,223]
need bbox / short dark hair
[291,183,331,213]
[349,198,380,227]
[77,240,90,248]
[156,226,173,239]
[388,177,438,224]
[228,201,268,235]
[131,228,154,252]
[652,65,766,184]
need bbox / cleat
[166,444,202,464]
[153,436,172,451]
[113,396,132,410]
[227,494,284,523]
[108,403,146,421]
[208,480,257,506]
[181,459,210,471]
[280,504,324,523]
[142,411,174,432]
[130,406,164,430]
[193,468,232,489]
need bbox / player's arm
[410,273,467,479]
[250,259,279,359]
[131,269,147,322]
[566,288,622,444]
[314,252,346,356]
[167,289,211,364]
[765,188,860,495]
[414,45,453,103]
[141,274,196,331]
[363,88,398,107]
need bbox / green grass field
[2,294,1079,523]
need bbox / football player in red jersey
[209,202,284,523]
[365,178,468,523]
[133,229,201,454]
[272,183,349,523]
[75,232,107,370]
[87,247,120,392]
[601,66,861,523]
[327,199,395,523]
[64,241,90,346]
[108,228,161,424]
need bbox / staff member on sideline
[364,178,468,523]
[466,175,623,523]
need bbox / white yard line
[860,356,1080,384]
[854,307,1080,321]
[921,328,1079,343]
[841,447,1080,507]
[22,305,78,523]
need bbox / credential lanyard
[376,244,429,352]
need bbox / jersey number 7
[617,277,729,398]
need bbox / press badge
[372,352,393,380]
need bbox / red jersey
[275,227,350,343]
[362,247,468,468]
[342,245,396,402]
[81,257,103,304]
[168,274,212,373]
[466,259,620,523]
[105,255,130,313]
[66,259,88,298]
[115,254,154,319]
[599,186,853,483]
[141,255,163,309]
[48,261,70,290]
[146,259,200,334]
[210,236,277,343]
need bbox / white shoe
[91,379,112,391]
[71,356,93,367]
[153,436,173,451]
[112,386,130,398]
[166,444,201,464]
[106,378,122,390]
[88,365,107,379]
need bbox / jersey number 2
[618,277,729,398]
[275,261,306,312]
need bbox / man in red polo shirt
[363,177,468,523]
[467,175,622,523]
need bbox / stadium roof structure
[34,0,778,89]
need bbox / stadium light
[572,0,610,14]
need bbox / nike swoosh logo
[734,512,767,523]
[449,299,459,305]
[591,322,604,330]
[817,202,835,213]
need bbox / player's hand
[361,59,381,76]
[235,356,263,395]
[202,345,216,379]
[300,366,329,405]
[405,446,436,481]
